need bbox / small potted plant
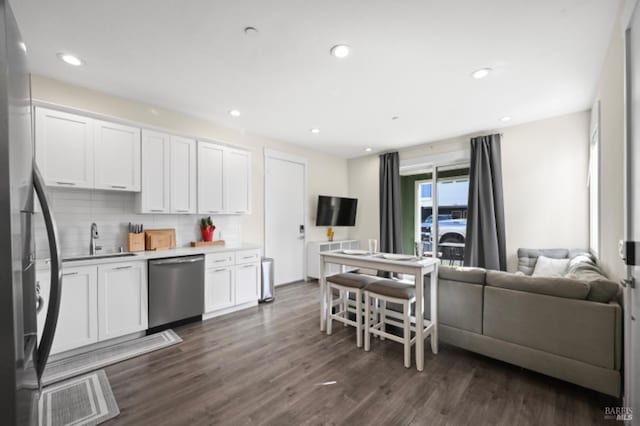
[200,216,215,242]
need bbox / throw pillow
[532,255,570,278]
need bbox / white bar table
[319,251,440,371]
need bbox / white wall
[348,111,590,272]
[592,12,626,281]
[501,112,589,271]
[31,75,350,256]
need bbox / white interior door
[625,7,640,422]
[265,151,306,285]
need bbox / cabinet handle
[114,265,132,270]
[214,259,228,263]
[175,209,189,213]
[111,185,127,189]
[150,209,164,213]
[242,256,255,259]
[240,264,254,269]
[208,210,222,214]
[56,181,76,186]
[62,272,78,276]
[213,268,227,272]
[234,211,245,214]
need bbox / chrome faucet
[90,223,102,255]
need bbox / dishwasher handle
[151,256,204,266]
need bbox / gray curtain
[464,134,507,271]
[379,152,402,255]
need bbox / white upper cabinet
[35,107,94,189]
[138,130,171,213]
[197,141,225,214]
[170,136,197,214]
[224,148,251,214]
[94,120,141,191]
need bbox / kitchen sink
[63,252,139,263]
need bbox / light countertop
[36,243,262,269]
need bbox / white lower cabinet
[204,249,260,316]
[36,265,99,355]
[36,260,147,355]
[205,266,234,312]
[235,262,259,305]
[97,262,148,340]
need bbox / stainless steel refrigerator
[0,0,62,424]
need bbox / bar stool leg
[364,291,371,351]
[342,290,348,327]
[380,300,387,341]
[403,300,411,368]
[327,285,334,336]
[356,289,362,348]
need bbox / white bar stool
[326,273,379,347]
[364,279,425,368]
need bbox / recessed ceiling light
[499,116,512,122]
[57,52,84,66]
[244,26,259,36]
[229,109,241,117]
[471,68,491,79]
[365,147,373,152]
[330,44,350,58]
[310,128,320,134]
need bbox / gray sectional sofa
[424,248,622,397]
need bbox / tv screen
[315,196,358,226]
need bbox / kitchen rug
[42,329,182,386]
[39,370,119,426]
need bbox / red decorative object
[201,226,215,242]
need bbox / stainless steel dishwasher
[148,255,205,329]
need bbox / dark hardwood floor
[103,281,618,426]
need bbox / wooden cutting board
[191,240,225,247]
[145,229,176,251]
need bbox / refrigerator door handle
[33,163,62,385]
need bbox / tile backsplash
[34,188,242,259]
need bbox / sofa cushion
[486,270,590,300]
[531,256,570,278]
[565,270,621,303]
[439,266,486,285]
[483,286,620,370]
[424,278,484,334]
[517,248,569,275]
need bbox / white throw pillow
[531,255,570,278]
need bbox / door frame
[264,149,308,285]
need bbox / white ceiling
[12,0,619,158]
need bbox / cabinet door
[94,120,141,191]
[52,266,98,354]
[197,142,225,214]
[204,266,235,312]
[170,136,197,213]
[97,261,148,340]
[139,130,171,213]
[224,149,251,214]
[35,107,94,189]
[235,262,259,305]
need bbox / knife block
[127,233,145,252]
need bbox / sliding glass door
[414,167,469,265]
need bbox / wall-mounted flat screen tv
[315,196,358,226]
